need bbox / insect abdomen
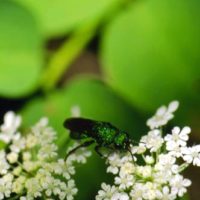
[93,123,117,145]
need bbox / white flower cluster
[0,111,91,200]
[96,101,200,200]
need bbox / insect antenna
[127,138,139,161]
[128,146,135,161]
[131,139,140,145]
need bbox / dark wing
[64,118,98,139]
[64,117,97,133]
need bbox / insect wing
[64,118,97,133]
[64,118,95,131]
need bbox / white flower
[0,174,13,199]
[120,162,135,175]
[0,111,91,200]
[1,111,21,133]
[53,159,75,179]
[66,180,78,198]
[36,169,53,190]
[170,175,191,197]
[32,117,56,146]
[136,166,152,178]
[12,176,26,194]
[140,129,163,152]
[13,166,22,176]
[23,152,32,161]
[26,134,38,149]
[70,105,81,117]
[23,160,39,173]
[130,183,144,200]
[0,151,10,175]
[0,101,199,200]
[182,145,200,166]
[99,101,199,200]
[0,111,21,144]
[96,183,118,200]
[167,143,184,158]
[165,126,191,148]
[25,178,42,198]
[37,143,58,160]
[147,101,179,129]
[160,186,176,200]
[142,182,162,200]
[111,192,129,200]
[131,143,146,154]
[7,152,18,164]
[115,172,134,190]
[67,145,91,164]
[155,154,176,171]
[106,153,124,174]
[144,156,154,164]
[164,127,191,159]
[153,170,172,185]
[10,134,25,153]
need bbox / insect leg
[65,140,94,160]
[95,145,104,158]
[127,147,135,161]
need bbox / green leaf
[101,0,200,111]
[0,141,7,150]
[21,77,143,199]
[0,0,43,97]
[15,0,121,37]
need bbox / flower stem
[178,163,190,173]
[8,194,24,200]
[41,22,97,92]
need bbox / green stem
[8,193,24,200]
[40,0,133,91]
[178,163,189,173]
[41,22,97,91]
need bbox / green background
[0,0,199,199]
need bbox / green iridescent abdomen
[114,131,129,149]
[93,123,117,145]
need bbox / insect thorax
[93,122,117,145]
[114,131,129,149]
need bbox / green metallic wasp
[64,118,133,158]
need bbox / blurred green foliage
[0,1,43,97]
[0,0,199,199]
[101,0,200,111]
[15,0,121,37]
